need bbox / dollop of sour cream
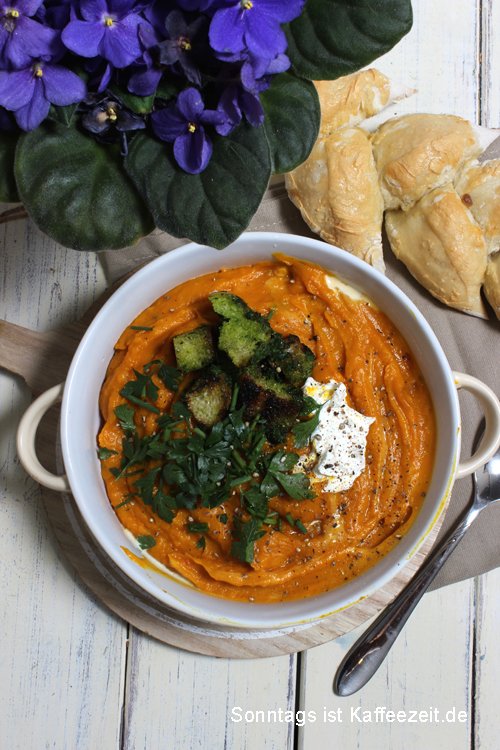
[297,377,375,493]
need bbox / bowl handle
[454,371,500,479]
[16,383,69,492]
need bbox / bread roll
[385,185,488,317]
[286,127,385,271]
[372,114,481,210]
[455,159,500,255]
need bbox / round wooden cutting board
[0,282,452,659]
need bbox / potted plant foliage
[0,0,412,250]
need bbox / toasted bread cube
[186,368,232,427]
[173,326,215,372]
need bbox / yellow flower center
[106,106,118,122]
[241,0,253,9]
[33,64,43,78]
[179,37,191,51]
[187,122,197,133]
[104,15,114,27]
[6,8,20,17]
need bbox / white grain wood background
[1,2,499,748]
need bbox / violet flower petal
[4,16,58,68]
[0,68,35,110]
[79,0,108,22]
[151,107,187,142]
[14,78,50,130]
[127,65,161,95]
[42,65,86,105]
[174,126,211,174]
[100,13,142,67]
[256,0,305,23]
[209,6,245,54]
[164,9,188,39]
[62,20,104,57]
[199,108,226,127]
[176,87,204,120]
[240,88,263,126]
[97,62,113,91]
[108,0,139,14]
[14,0,45,16]
[245,11,286,58]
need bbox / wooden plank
[473,6,500,745]
[0,218,126,750]
[297,1,482,747]
[122,629,296,749]
[473,568,500,749]
[371,0,480,121]
[480,0,500,128]
[297,579,474,749]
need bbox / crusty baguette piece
[385,184,488,318]
[286,127,385,272]
[372,114,482,211]
[455,159,500,256]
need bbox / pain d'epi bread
[371,114,482,211]
[285,127,385,271]
[285,68,500,319]
[286,68,413,274]
[385,185,488,318]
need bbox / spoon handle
[333,502,480,696]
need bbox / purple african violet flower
[0,59,86,129]
[82,96,145,133]
[127,22,162,95]
[158,10,205,86]
[241,50,289,92]
[216,81,262,135]
[0,0,58,68]
[62,0,145,68]
[152,86,225,174]
[209,0,305,59]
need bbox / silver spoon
[333,428,500,696]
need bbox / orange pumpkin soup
[98,255,435,603]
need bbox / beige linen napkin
[102,179,500,591]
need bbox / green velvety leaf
[109,84,155,114]
[286,0,413,80]
[125,123,271,249]
[49,104,78,127]
[261,71,320,173]
[14,122,154,251]
[0,130,19,202]
[155,77,182,102]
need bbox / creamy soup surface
[98,255,436,603]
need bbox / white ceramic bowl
[17,233,500,629]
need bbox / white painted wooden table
[1,3,499,748]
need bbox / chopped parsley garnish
[231,517,266,564]
[137,535,156,550]
[130,325,153,331]
[97,447,118,460]
[292,396,322,448]
[105,352,316,564]
[114,404,136,433]
[187,522,209,533]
